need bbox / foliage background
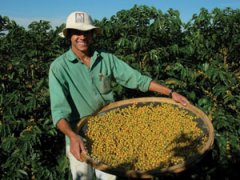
[1,5,240,179]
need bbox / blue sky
[1,0,239,28]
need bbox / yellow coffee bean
[85,103,207,171]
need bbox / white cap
[59,11,100,38]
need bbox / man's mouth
[77,42,87,45]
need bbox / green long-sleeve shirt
[49,49,152,144]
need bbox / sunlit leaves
[0,5,240,179]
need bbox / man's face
[69,29,93,54]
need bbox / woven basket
[77,97,214,178]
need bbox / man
[49,11,189,180]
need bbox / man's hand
[56,119,88,161]
[70,134,87,162]
[171,92,189,106]
[148,81,190,106]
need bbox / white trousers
[66,146,117,180]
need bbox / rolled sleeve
[139,76,152,92]
[49,64,71,126]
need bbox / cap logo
[75,13,84,23]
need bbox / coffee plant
[1,5,240,179]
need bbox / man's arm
[56,118,87,161]
[148,80,189,106]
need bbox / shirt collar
[66,48,101,64]
[66,49,78,62]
